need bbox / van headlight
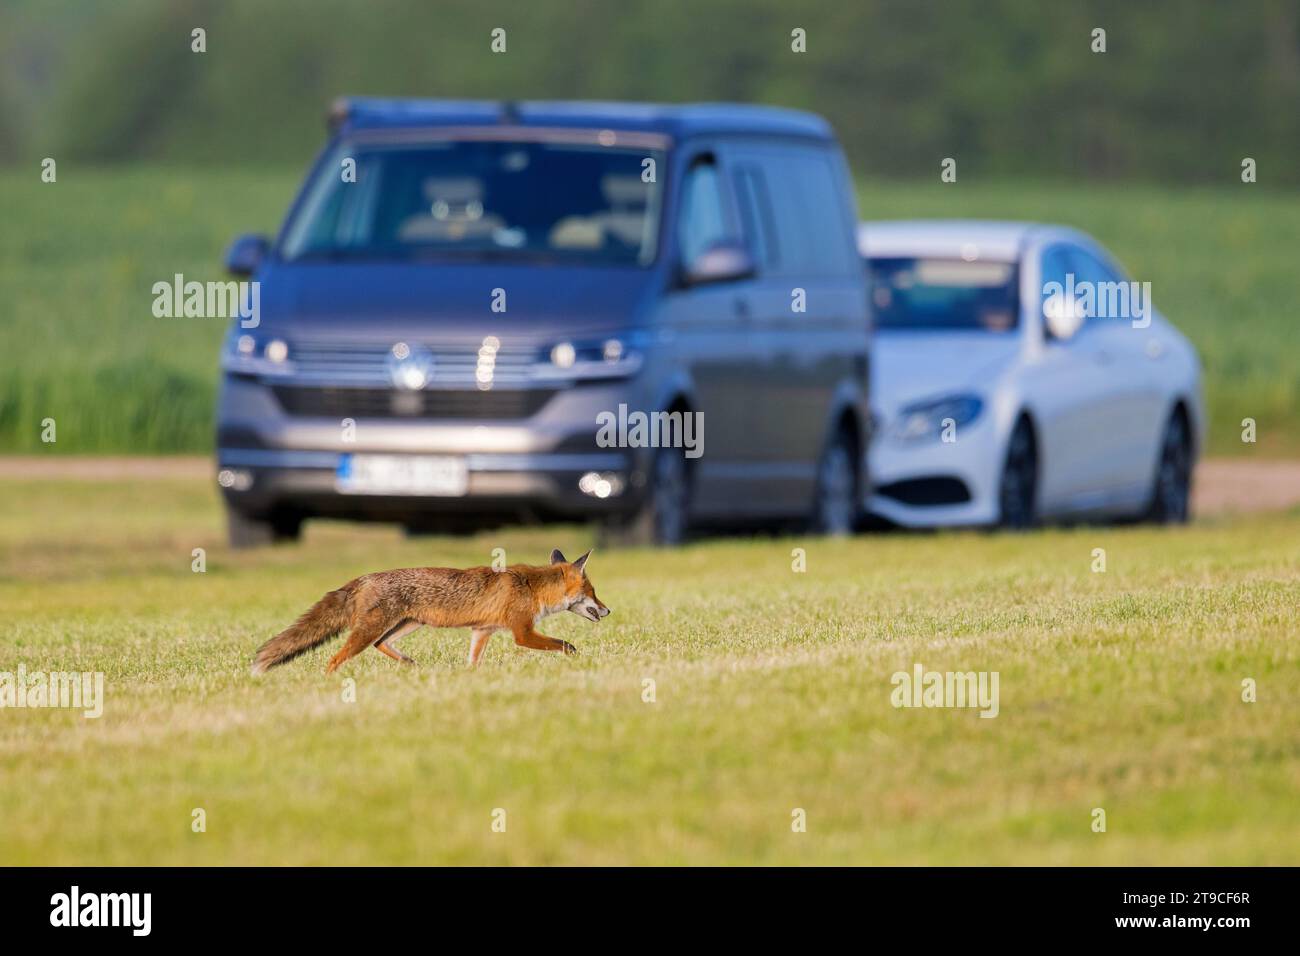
[535,334,645,382]
[222,329,293,375]
[550,342,577,369]
[890,394,984,442]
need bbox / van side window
[678,157,727,265]
[760,150,852,277]
[733,165,779,270]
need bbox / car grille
[875,476,972,506]
[272,386,554,420]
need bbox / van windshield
[281,139,664,266]
[868,257,1020,331]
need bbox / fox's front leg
[510,622,577,656]
[467,628,496,667]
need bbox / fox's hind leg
[374,619,421,665]
[467,628,496,667]
[325,611,392,674]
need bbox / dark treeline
[2,0,1297,183]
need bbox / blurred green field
[1,167,1298,454]
[0,474,1297,865]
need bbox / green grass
[1,168,1298,455]
[1,474,1297,865]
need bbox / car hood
[250,260,658,346]
[872,330,1022,418]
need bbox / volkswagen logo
[386,342,435,390]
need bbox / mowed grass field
[1,167,1299,455]
[1,474,1297,865]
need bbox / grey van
[218,99,870,545]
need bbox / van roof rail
[323,97,834,142]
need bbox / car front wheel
[1146,413,1192,524]
[997,418,1037,530]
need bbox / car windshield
[281,139,664,266]
[868,257,1019,331]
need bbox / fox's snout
[573,597,610,623]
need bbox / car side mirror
[225,234,270,277]
[1043,291,1086,341]
[681,240,755,286]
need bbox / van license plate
[336,454,468,496]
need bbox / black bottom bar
[0,867,1286,942]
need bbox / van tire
[601,445,691,547]
[811,427,860,536]
[227,505,302,549]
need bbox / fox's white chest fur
[534,599,570,627]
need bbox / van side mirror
[681,240,755,286]
[1043,291,1086,341]
[226,234,270,277]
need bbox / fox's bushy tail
[251,584,357,675]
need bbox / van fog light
[217,468,253,491]
[579,471,625,499]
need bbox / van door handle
[734,298,750,321]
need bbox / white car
[859,220,1204,528]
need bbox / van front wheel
[812,429,860,536]
[226,504,302,549]
[601,446,691,547]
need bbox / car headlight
[889,394,984,442]
[222,328,293,375]
[534,333,645,382]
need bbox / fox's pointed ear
[572,549,592,573]
[550,549,567,565]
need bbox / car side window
[1040,244,1085,341]
[677,156,727,265]
[1069,246,1129,325]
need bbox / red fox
[250,549,610,674]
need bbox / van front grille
[272,386,554,420]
